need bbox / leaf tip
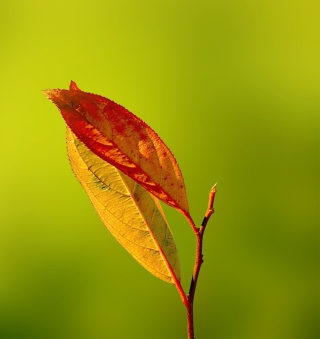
[69,81,80,91]
[42,88,54,100]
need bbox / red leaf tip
[69,81,80,91]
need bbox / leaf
[67,127,181,284]
[43,82,190,218]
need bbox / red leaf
[44,81,190,218]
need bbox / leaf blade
[43,82,190,217]
[67,127,181,284]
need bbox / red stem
[184,212,198,234]
[184,185,217,339]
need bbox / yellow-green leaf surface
[67,127,181,284]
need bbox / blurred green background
[0,1,318,338]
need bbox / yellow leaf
[67,127,181,284]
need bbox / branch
[185,184,217,339]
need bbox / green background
[0,1,319,338]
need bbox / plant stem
[185,185,217,339]
[184,212,198,234]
